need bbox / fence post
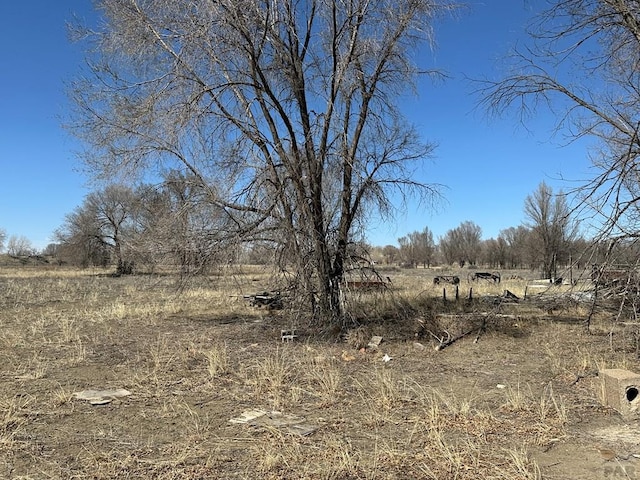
[455,285,459,301]
[443,287,446,303]
[468,287,473,301]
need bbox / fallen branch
[432,310,495,351]
[474,316,488,344]
[433,327,476,351]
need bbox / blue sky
[1,1,94,250]
[1,1,593,250]
[367,0,594,246]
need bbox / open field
[1,263,640,479]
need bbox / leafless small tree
[381,244,400,265]
[68,0,455,324]
[482,237,508,268]
[132,172,238,276]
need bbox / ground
[1,262,639,479]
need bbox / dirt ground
[1,264,639,479]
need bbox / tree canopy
[69,0,453,323]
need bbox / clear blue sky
[1,1,94,250]
[1,1,592,251]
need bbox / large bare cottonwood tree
[481,0,640,256]
[69,0,451,323]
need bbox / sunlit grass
[0,263,634,479]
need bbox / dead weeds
[1,265,639,479]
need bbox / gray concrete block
[599,369,640,418]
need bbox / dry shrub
[343,326,370,350]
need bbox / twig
[434,328,476,351]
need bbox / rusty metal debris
[243,291,284,309]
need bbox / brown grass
[0,263,637,478]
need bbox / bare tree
[381,244,400,265]
[132,172,237,275]
[68,0,453,323]
[397,235,415,267]
[42,243,59,257]
[56,185,138,271]
[399,227,435,267]
[414,227,436,267]
[439,220,482,267]
[481,0,640,250]
[438,232,456,266]
[482,237,508,268]
[0,228,6,253]
[524,182,576,279]
[6,235,34,257]
[56,205,110,268]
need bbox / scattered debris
[413,342,426,351]
[496,384,506,389]
[502,289,520,300]
[229,409,266,424]
[243,291,284,309]
[230,409,318,436]
[72,388,131,405]
[341,350,356,362]
[281,329,298,342]
[367,336,383,349]
[433,275,460,285]
[382,354,392,363]
[570,291,594,302]
[430,312,497,351]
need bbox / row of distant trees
[384,182,585,279]
[0,229,39,257]
[0,178,630,281]
[379,223,588,274]
[36,179,596,281]
[51,173,241,275]
[0,179,612,279]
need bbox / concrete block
[599,369,640,418]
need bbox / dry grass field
[1,260,640,479]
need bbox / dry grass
[0,263,637,478]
